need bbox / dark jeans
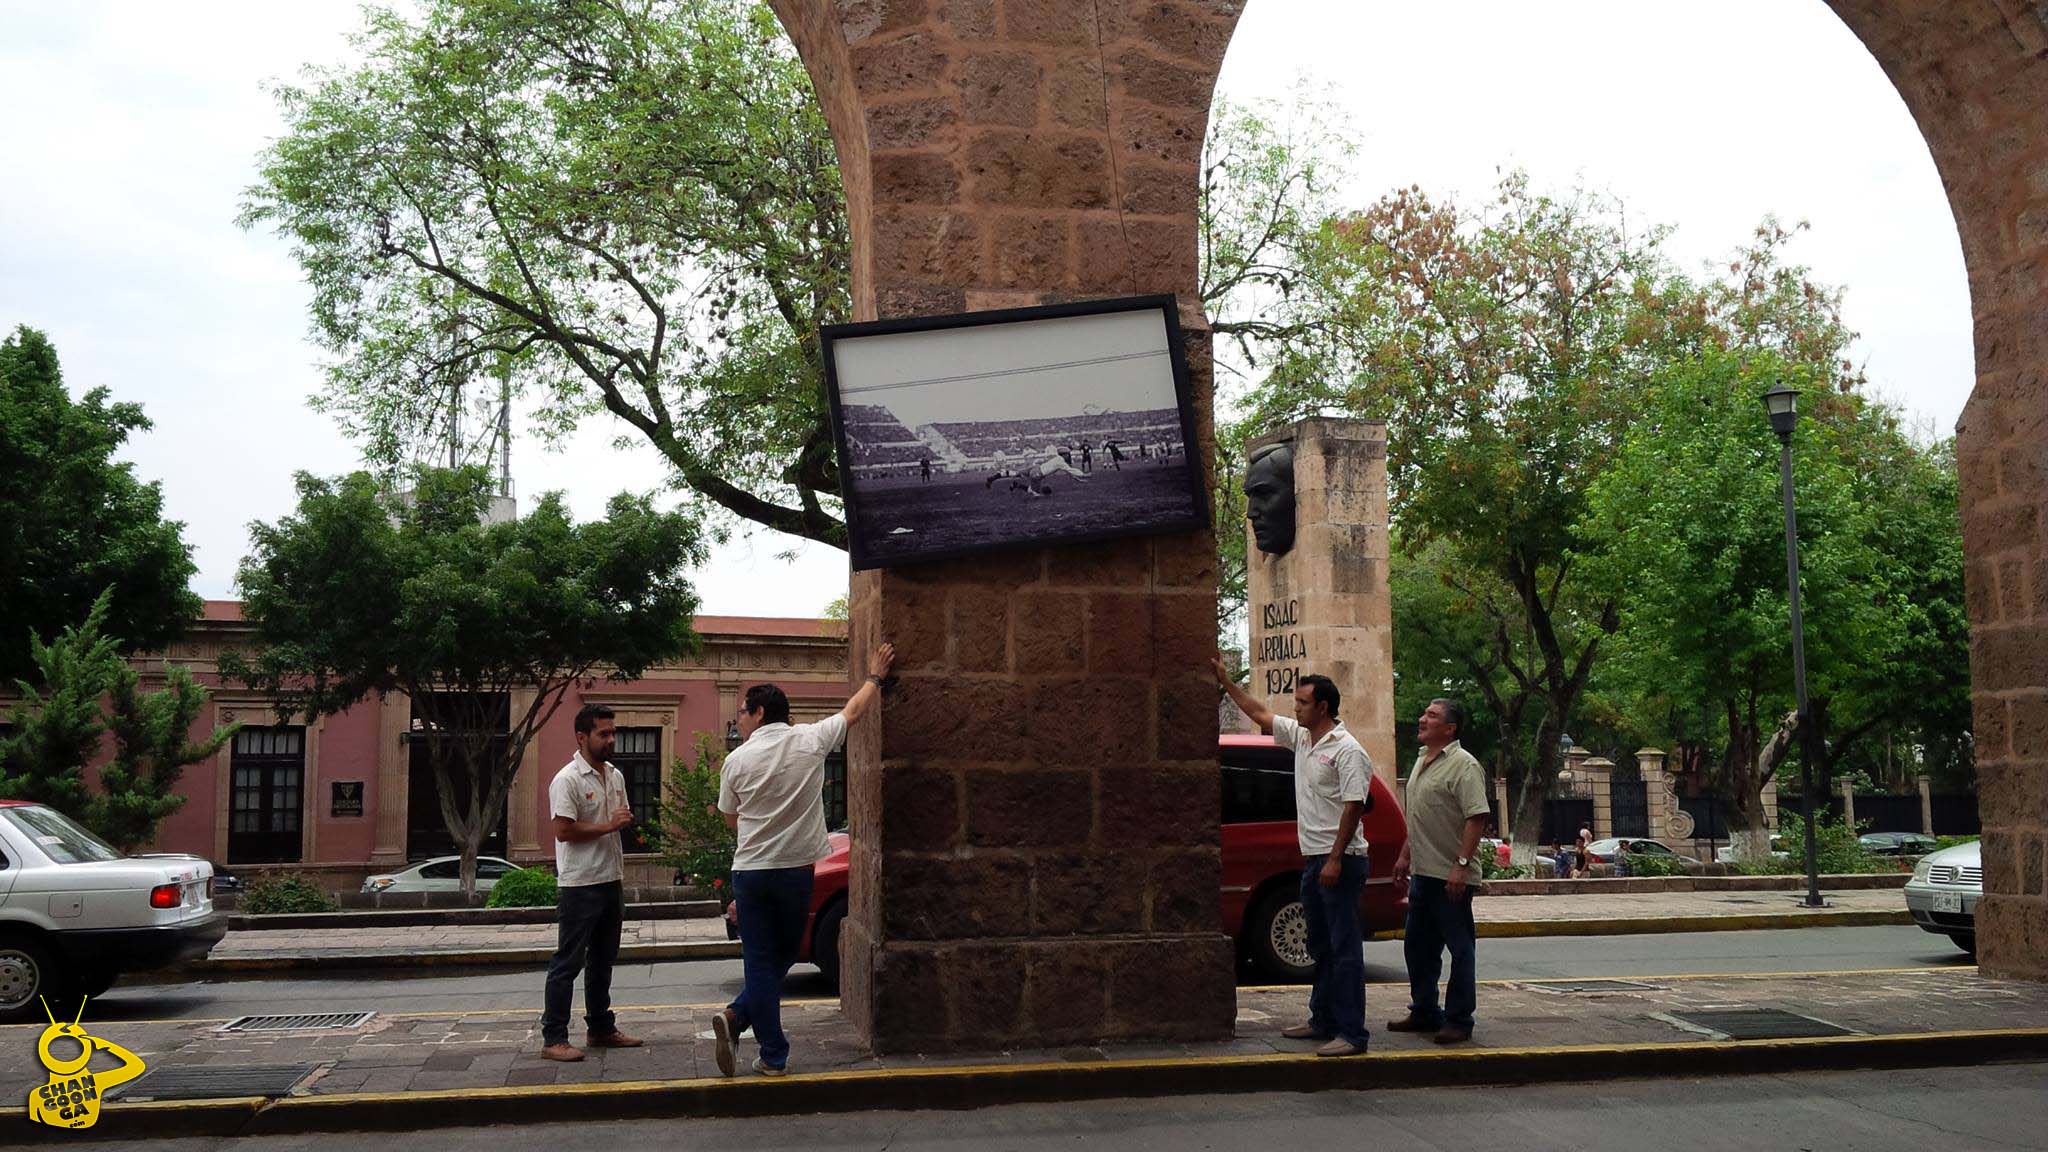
[1299,853,1370,1047]
[1404,875,1478,1031]
[542,880,623,1045]
[728,865,814,1068]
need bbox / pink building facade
[76,603,851,885]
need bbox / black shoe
[1433,1025,1473,1045]
[1386,1013,1438,1033]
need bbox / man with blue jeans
[1390,698,1490,1044]
[712,642,894,1076]
[1215,659,1373,1057]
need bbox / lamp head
[1762,385,1799,440]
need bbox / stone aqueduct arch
[765,0,2048,1047]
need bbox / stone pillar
[1917,774,1935,838]
[370,690,411,867]
[771,0,1241,1051]
[1638,748,1693,842]
[1243,418,1396,786]
[1840,779,1858,831]
[1573,751,1610,840]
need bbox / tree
[226,467,705,894]
[1,590,234,851]
[242,0,851,546]
[0,325,200,682]
[1239,175,1673,861]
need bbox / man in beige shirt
[1390,697,1490,1044]
[538,703,641,1062]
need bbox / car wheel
[1247,886,1315,984]
[1948,932,1977,957]
[813,898,847,994]
[0,934,59,1025]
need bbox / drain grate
[1666,1009,1855,1040]
[218,1011,374,1033]
[1524,979,1665,994]
[110,1064,315,1101]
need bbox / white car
[1904,839,1980,954]
[0,800,226,1022]
[361,855,521,894]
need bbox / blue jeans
[1404,876,1477,1031]
[541,880,622,1045]
[1299,854,1370,1047]
[728,866,814,1068]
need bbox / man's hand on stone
[1211,656,1231,685]
[869,642,896,680]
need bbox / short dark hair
[743,683,791,726]
[1297,674,1340,719]
[574,703,614,735]
[1430,697,1468,736]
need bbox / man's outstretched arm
[1213,656,1275,734]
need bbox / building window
[229,726,305,864]
[613,726,663,853]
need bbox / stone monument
[1243,417,1396,784]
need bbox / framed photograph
[823,294,1208,570]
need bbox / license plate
[1933,891,1963,914]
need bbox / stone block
[1074,216,1196,294]
[1147,848,1219,931]
[952,584,1012,672]
[1046,56,1106,128]
[872,206,984,284]
[1153,530,1216,587]
[1113,46,1213,109]
[878,584,952,671]
[1032,850,1145,933]
[883,676,1026,758]
[872,152,962,205]
[876,285,968,318]
[2007,694,2048,761]
[1132,1,1239,68]
[866,95,961,150]
[852,31,949,95]
[836,0,935,44]
[1156,673,1220,763]
[1028,677,1150,762]
[947,943,1030,1039]
[1087,592,1155,673]
[1002,0,1097,45]
[960,52,1041,126]
[967,764,1093,847]
[1100,760,1216,848]
[1116,101,1205,166]
[1973,625,2048,693]
[990,212,1072,289]
[1152,590,1216,672]
[867,940,952,1043]
[1120,162,1199,216]
[939,0,999,40]
[1014,590,1087,673]
[882,852,1032,938]
[879,762,962,849]
[1106,935,1236,1039]
[1024,945,1110,1040]
[964,130,1113,209]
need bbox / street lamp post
[1762,384,1826,909]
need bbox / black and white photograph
[823,296,1207,569]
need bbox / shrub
[1771,810,1886,874]
[485,866,558,908]
[1624,852,1690,878]
[1934,835,1980,851]
[653,734,736,892]
[242,871,339,914]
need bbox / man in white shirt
[711,642,895,1077]
[539,704,641,1062]
[1215,658,1374,1057]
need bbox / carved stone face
[1244,443,1296,556]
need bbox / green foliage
[1479,850,1531,881]
[1623,851,1690,878]
[0,326,200,682]
[242,0,851,546]
[226,465,703,894]
[1,590,233,850]
[242,872,340,914]
[653,734,736,893]
[485,866,559,908]
[1934,835,1980,851]
[1774,809,1884,874]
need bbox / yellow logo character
[27,998,146,1131]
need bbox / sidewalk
[196,888,1911,971]
[13,967,2044,1139]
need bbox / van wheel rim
[0,950,39,1010]
[1271,902,1312,969]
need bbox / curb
[190,909,1912,974]
[32,1027,2048,1141]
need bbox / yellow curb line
[38,1026,2048,1140]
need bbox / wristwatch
[1455,855,1470,868]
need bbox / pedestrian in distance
[1214,657,1373,1057]
[539,703,643,1062]
[1390,698,1490,1044]
[710,642,897,1077]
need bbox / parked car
[0,800,226,1022]
[1860,831,1939,857]
[1904,838,1980,954]
[797,733,1411,990]
[1584,837,1700,873]
[361,855,521,894]
[1713,835,1791,864]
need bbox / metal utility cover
[1667,1009,1855,1040]
[110,1064,315,1101]
[219,1011,374,1033]
[1524,979,1665,994]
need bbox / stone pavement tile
[422,1051,475,1072]
[504,1066,560,1087]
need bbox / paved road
[54,1063,2048,1151]
[95,925,1972,1023]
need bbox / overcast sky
[0,1,1970,617]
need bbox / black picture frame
[822,294,1209,571]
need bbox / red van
[800,732,1409,989]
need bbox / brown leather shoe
[1386,1014,1437,1033]
[1280,1023,1330,1040]
[586,1030,644,1048]
[540,1042,585,1062]
[1433,1025,1473,1045]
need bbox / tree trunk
[1728,707,1798,861]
